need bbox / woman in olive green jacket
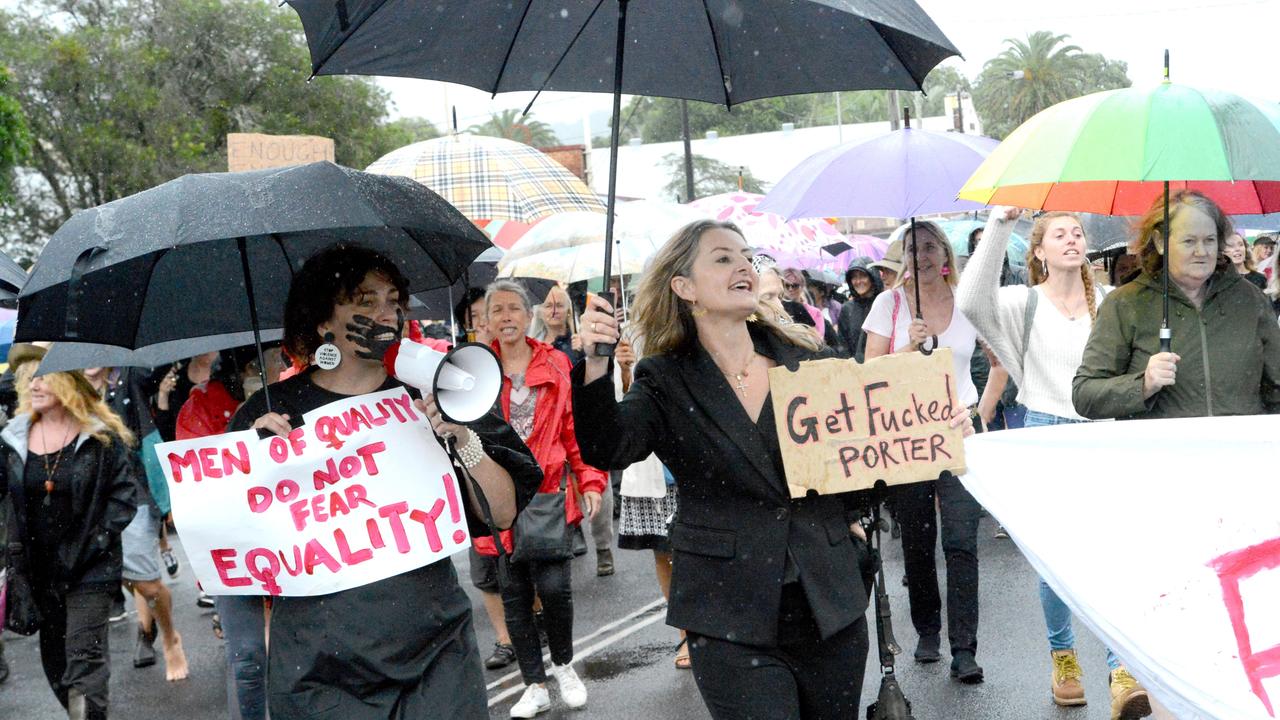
[1073,190,1280,420]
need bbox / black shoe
[914,634,942,664]
[950,651,984,684]
[484,642,516,670]
[596,548,615,577]
[162,548,180,578]
[133,624,157,668]
[571,525,588,557]
[534,610,549,648]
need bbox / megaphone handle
[593,289,617,358]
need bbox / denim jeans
[215,595,267,720]
[502,557,574,684]
[1023,410,1121,670]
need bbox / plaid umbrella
[366,133,605,223]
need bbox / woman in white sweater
[956,208,1151,719]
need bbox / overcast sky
[378,0,1280,140]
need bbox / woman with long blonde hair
[956,209,1155,716]
[575,219,972,719]
[862,220,988,684]
[2,345,138,720]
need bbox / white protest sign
[156,387,471,596]
[962,415,1280,720]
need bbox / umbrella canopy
[0,251,26,309]
[410,246,557,322]
[687,192,847,261]
[365,134,605,223]
[503,201,706,264]
[17,161,492,350]
[957,83,1280,215]
[475,218,537,250]
[36,330,286,376]
[289,1,958,106]
[758,126,1000,221]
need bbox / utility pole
[888,90,902,130]
[680,99,695,202]
[835,91,844,142]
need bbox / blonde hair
[631,220,821,357]
[1027,211,1099,322]
[896,221,958,289]
[16,364,136,447]
[1226,233,1256,272]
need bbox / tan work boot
[1051,649,1086,706]
[1109,667,1152,719]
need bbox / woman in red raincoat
[479,279,606,718]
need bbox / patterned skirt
[618,483,678,552]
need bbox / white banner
[962,416,1280,720]
[156,388,470,596]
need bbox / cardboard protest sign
[963,416,1280,720]
[226,133,335,172]
[767,349,966,497]
[156,388,470,596]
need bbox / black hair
[283,244,409,364]
[452,287,488,329]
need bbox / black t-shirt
[226,370,541,704]
[24,450,76,570]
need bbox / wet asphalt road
[0,513,1167,720]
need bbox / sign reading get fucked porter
[155,388,470,596]
[769,349,967,496]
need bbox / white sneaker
[551,663,588,709]
[509,684,550,718]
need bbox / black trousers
[895,471,982,655]
[688,583,869,720]
[34,584,113,719]
[502,557,574,684]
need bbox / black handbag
[509,490,573,565]
[2,491,42,636]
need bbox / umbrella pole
[908,218,935,355]
[237,237,273,413]
[1160,181,1172,353]
[597,0,629,357]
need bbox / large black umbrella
[287,0,960,354]
[18,161,492,408]
[0,249,27,309]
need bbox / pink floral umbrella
[687,192,849,266]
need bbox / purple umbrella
[757,126,1000,221]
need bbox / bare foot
[163,633,189,681]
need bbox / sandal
[211,613,223,640]
[674,638,691,670]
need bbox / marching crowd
[2,188,1280,720]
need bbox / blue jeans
[1023,411,1120,670]
[215,595,267,720]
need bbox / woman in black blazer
[574,220,973,719]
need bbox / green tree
[468,109,560,148]
[972,31,1131,139]
[0,0,423,259]
[0,65,30,205]
[661,154,764,201]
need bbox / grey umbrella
[0,249,26,309]
[35,330,286,376]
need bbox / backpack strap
[1020,286,1039,367]
[888,289,902,354]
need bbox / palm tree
[973,32,1090,139]
[468,109,560,148]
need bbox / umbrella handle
[593,289,617,357]
[919,335,936,356]
[1159,328,1171,354]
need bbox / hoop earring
[315,331,342,370]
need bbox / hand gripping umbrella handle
[593,290,617,358]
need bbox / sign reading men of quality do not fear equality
[768,349,966,497]
[155,388,470,596]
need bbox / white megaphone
[385,339,502,423]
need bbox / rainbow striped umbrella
[958,82,1280,215]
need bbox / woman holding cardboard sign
[231,244,542,720]
[862,220,988,684]
[574,220,972,720]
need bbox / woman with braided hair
[956,208,1154,717]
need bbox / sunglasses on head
[784,282,802,291]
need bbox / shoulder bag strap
[888,289,902,354]
[448,438,512,586]
[1021,286,1039,367]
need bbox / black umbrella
[18,161,492,409]
[35,330,286,376]
[0,249,27,309]
[287,0,960,356]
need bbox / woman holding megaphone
[230,244,543,720]
[575,220,973,720]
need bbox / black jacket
[1,415,139,589]
[572,325,870,647]
[837,259,885,361]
